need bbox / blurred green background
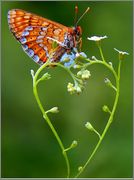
[2,1,133,178]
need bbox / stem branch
[75,58,121,178]
[32,62,70,178]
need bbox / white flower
[77,70,91,80]
[87,35,107,42]
[81,70,91,80]
[114,48,129,55]
[76,52,87,58]
[67,83,76,94]
[75,86,82,93]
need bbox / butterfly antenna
[75,7,90,26]
[74,5,78,26]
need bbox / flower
[114,48,129,55]
[60,52,75,67]
[67,83,76,94]
[87,35,108,42]
[75,86,82,93]
[81,70,91,80]
[67,83,82,94]
[76,52,87,58]
[77,70,91,80]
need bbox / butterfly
[7,7,89,66]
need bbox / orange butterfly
[7,7,89,66]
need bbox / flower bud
[85,122,94,131]
[91,56,98,61]
[78,166,83,172]
[102,105,111,114]
[77,70,91,80]
[30,69,34,78]
[104,78,111,86]
[70,140,78,148]
[48,107,59,113]
[67,83,76,94]
[75,86,82,93]
[108,62,113,66]
[77,71,82,77]
[40,72,51,81]
[73,64,81,69]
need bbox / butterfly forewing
[8,9,70,64]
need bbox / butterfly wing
[8,9,70,65]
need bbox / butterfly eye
[76,26,82,36]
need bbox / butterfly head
[73,26,82,40]
[73,6,90,47]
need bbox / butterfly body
[8,9,82,65]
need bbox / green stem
[75,59,121,178]
[32,62,70,178]
[92,128,101,139]
[98,43,105,62]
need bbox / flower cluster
[67,69,91,95]
[67,83,82,94]
[77,70,91,80]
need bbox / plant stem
[75,59,120,178]
[32,62,70,178]
[98,43,105,62]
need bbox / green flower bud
[70,140,78,148]
[73,64,81,69]
[104,78,111,85]
[48,107,59,113]
[108,62,113,66]
[102,105,111,114]
[91,56,98,61]
[77,71,82,77]
[78,166,83,172]
[85,122,94,131]
[40,72,51,81]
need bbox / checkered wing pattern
[8,9,70,65]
